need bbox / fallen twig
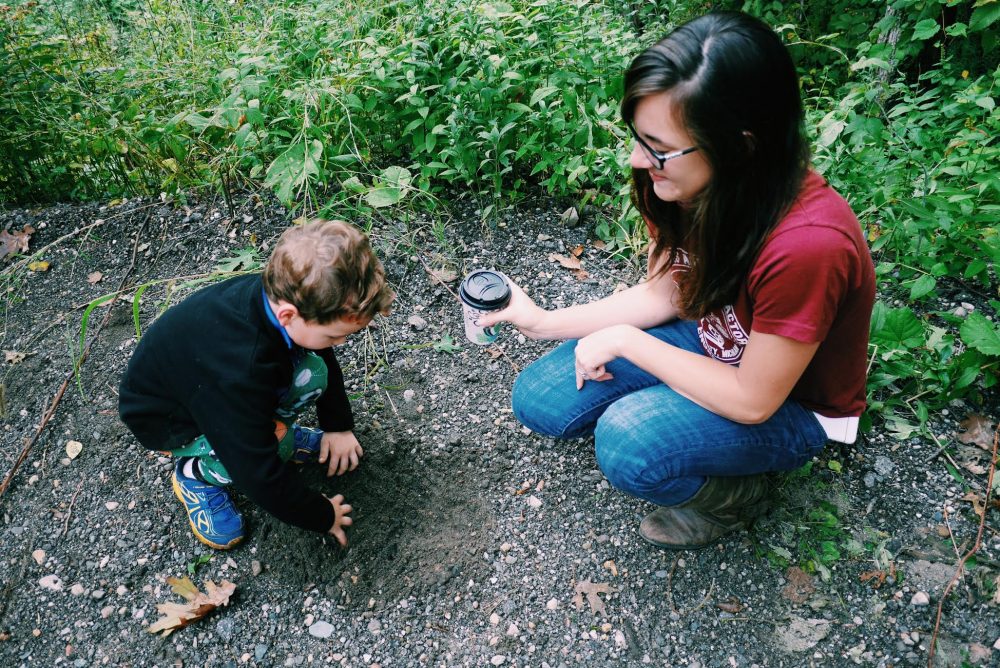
[665,554,716,616]
[927,428,998,668]
[60,478,86,538]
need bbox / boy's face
[275,302,369,350]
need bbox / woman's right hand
[326,494,353,546]
[477,281,549,339]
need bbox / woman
[479,12,875,550]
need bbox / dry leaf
[426,267,458,284]
[486,347,503,359]
[87,271,103,284]
[570,244,584,258]
[592,239,606,250]
[147,577,236,637]
[572,580,614,616]
[957,414,996,450]
[716,597,745,614]
[961,491,986,519]
[0,224,34,260]
[781,566,815,604]
[859,570,887,588]
[602,560,618,577]
[28,260,50,272]
[4,351,26,365]
[65,440,83,460]
[548,253,581,270]
[571,269,590,281]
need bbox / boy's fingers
[331,494,344,504]
[331,527,348,546]
[356,444,364,458]
[340,503,353,515]
[340,515,353,526]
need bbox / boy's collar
[261,288,293,349]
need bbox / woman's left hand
[574,325,638,389]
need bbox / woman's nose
[629,142,654,170]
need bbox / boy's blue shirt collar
[261,288,294,349]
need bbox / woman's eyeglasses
[627,122,698,170]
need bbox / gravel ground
[1,194,998,668]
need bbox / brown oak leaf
[0,224,33,260]
[87,271,103,284]
[549,253,581,270]
[961,491,986,519]
[716,597,745,614]
[571,579,614,616]
[426,267,458,284]
[859,569,887,588]
[570,244,584,258]
[147,577,236,637]
[781,566,815,604]
[957,414,996,451]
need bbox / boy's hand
[326,494,353,546]
[320,430,364,477]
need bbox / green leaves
[960,313,1000,356]
[911,19,940,41]
[871,305,924,349]
[264,140,323,205]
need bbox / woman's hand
[326,494,353,546]
[477,281,549,339]
[574,325,639,389]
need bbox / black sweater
[118,274,354,533]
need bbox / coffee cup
[459,269,511,345]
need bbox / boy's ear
[273,301,300,326]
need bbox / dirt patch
[1,194,998,667]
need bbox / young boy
[119,220,394,550]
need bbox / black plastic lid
[459,269,511,310]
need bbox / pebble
[874,456,895,476]
[39,575,63,592]
[255,644,269,661]
[367,619,382,634]
[105,501,119,511]
[308,621,334,639]
[489,613,500,626]
[100,606,114,619]
[526,495,542,509]
[216,618,235,642]
[654,570,669,579]
[910,591,930,606]
[546,599,559,610]
[91,589,105,600]
[407,315,428,331]
[403,389,416,402]
[490,656,506,666]
[251,560,263,576]
[506,623,519,636]
[31,549,45,565]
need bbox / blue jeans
[512,320,828,506]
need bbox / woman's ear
[273,301,300,326]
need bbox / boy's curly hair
[263,219,394,323]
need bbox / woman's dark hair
[621,11,809,319]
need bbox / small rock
[499,543,512,553]
[506,623,519,636]
[910,591,930,606]
[489,613,500,626]
[39,575,63,592]
[91,589,105,600]
[70,584,85,596]
[526,495,542,509]
[490,656,506,666]
[874,456,895,476]
[367,619,382,634]
[993,637,1000,651]
[309,621,334,639]
[105,501,120,511]
[953,306,967,318]
[403,389,416,402]
[255,644,269,661]
[546,599,559,610]
[31,549,45,565]
[654,570,669,579]
[407,315,428,331]
[216,618,235,642]
[100,606,114,619]
[251,560,263,576]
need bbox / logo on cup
[459,269,511,345]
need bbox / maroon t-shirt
[667,171,875,417]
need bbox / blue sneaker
[171,462,244,550]
[289,425,324,464]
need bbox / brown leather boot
[638,474,772,550]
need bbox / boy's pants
[168,351,329,485]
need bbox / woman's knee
[511,361,572,438]
[593,405,662,495]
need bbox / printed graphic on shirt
[698,305,749,365]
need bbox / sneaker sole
[171,474,243,551]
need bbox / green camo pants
[169,351,328,485]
